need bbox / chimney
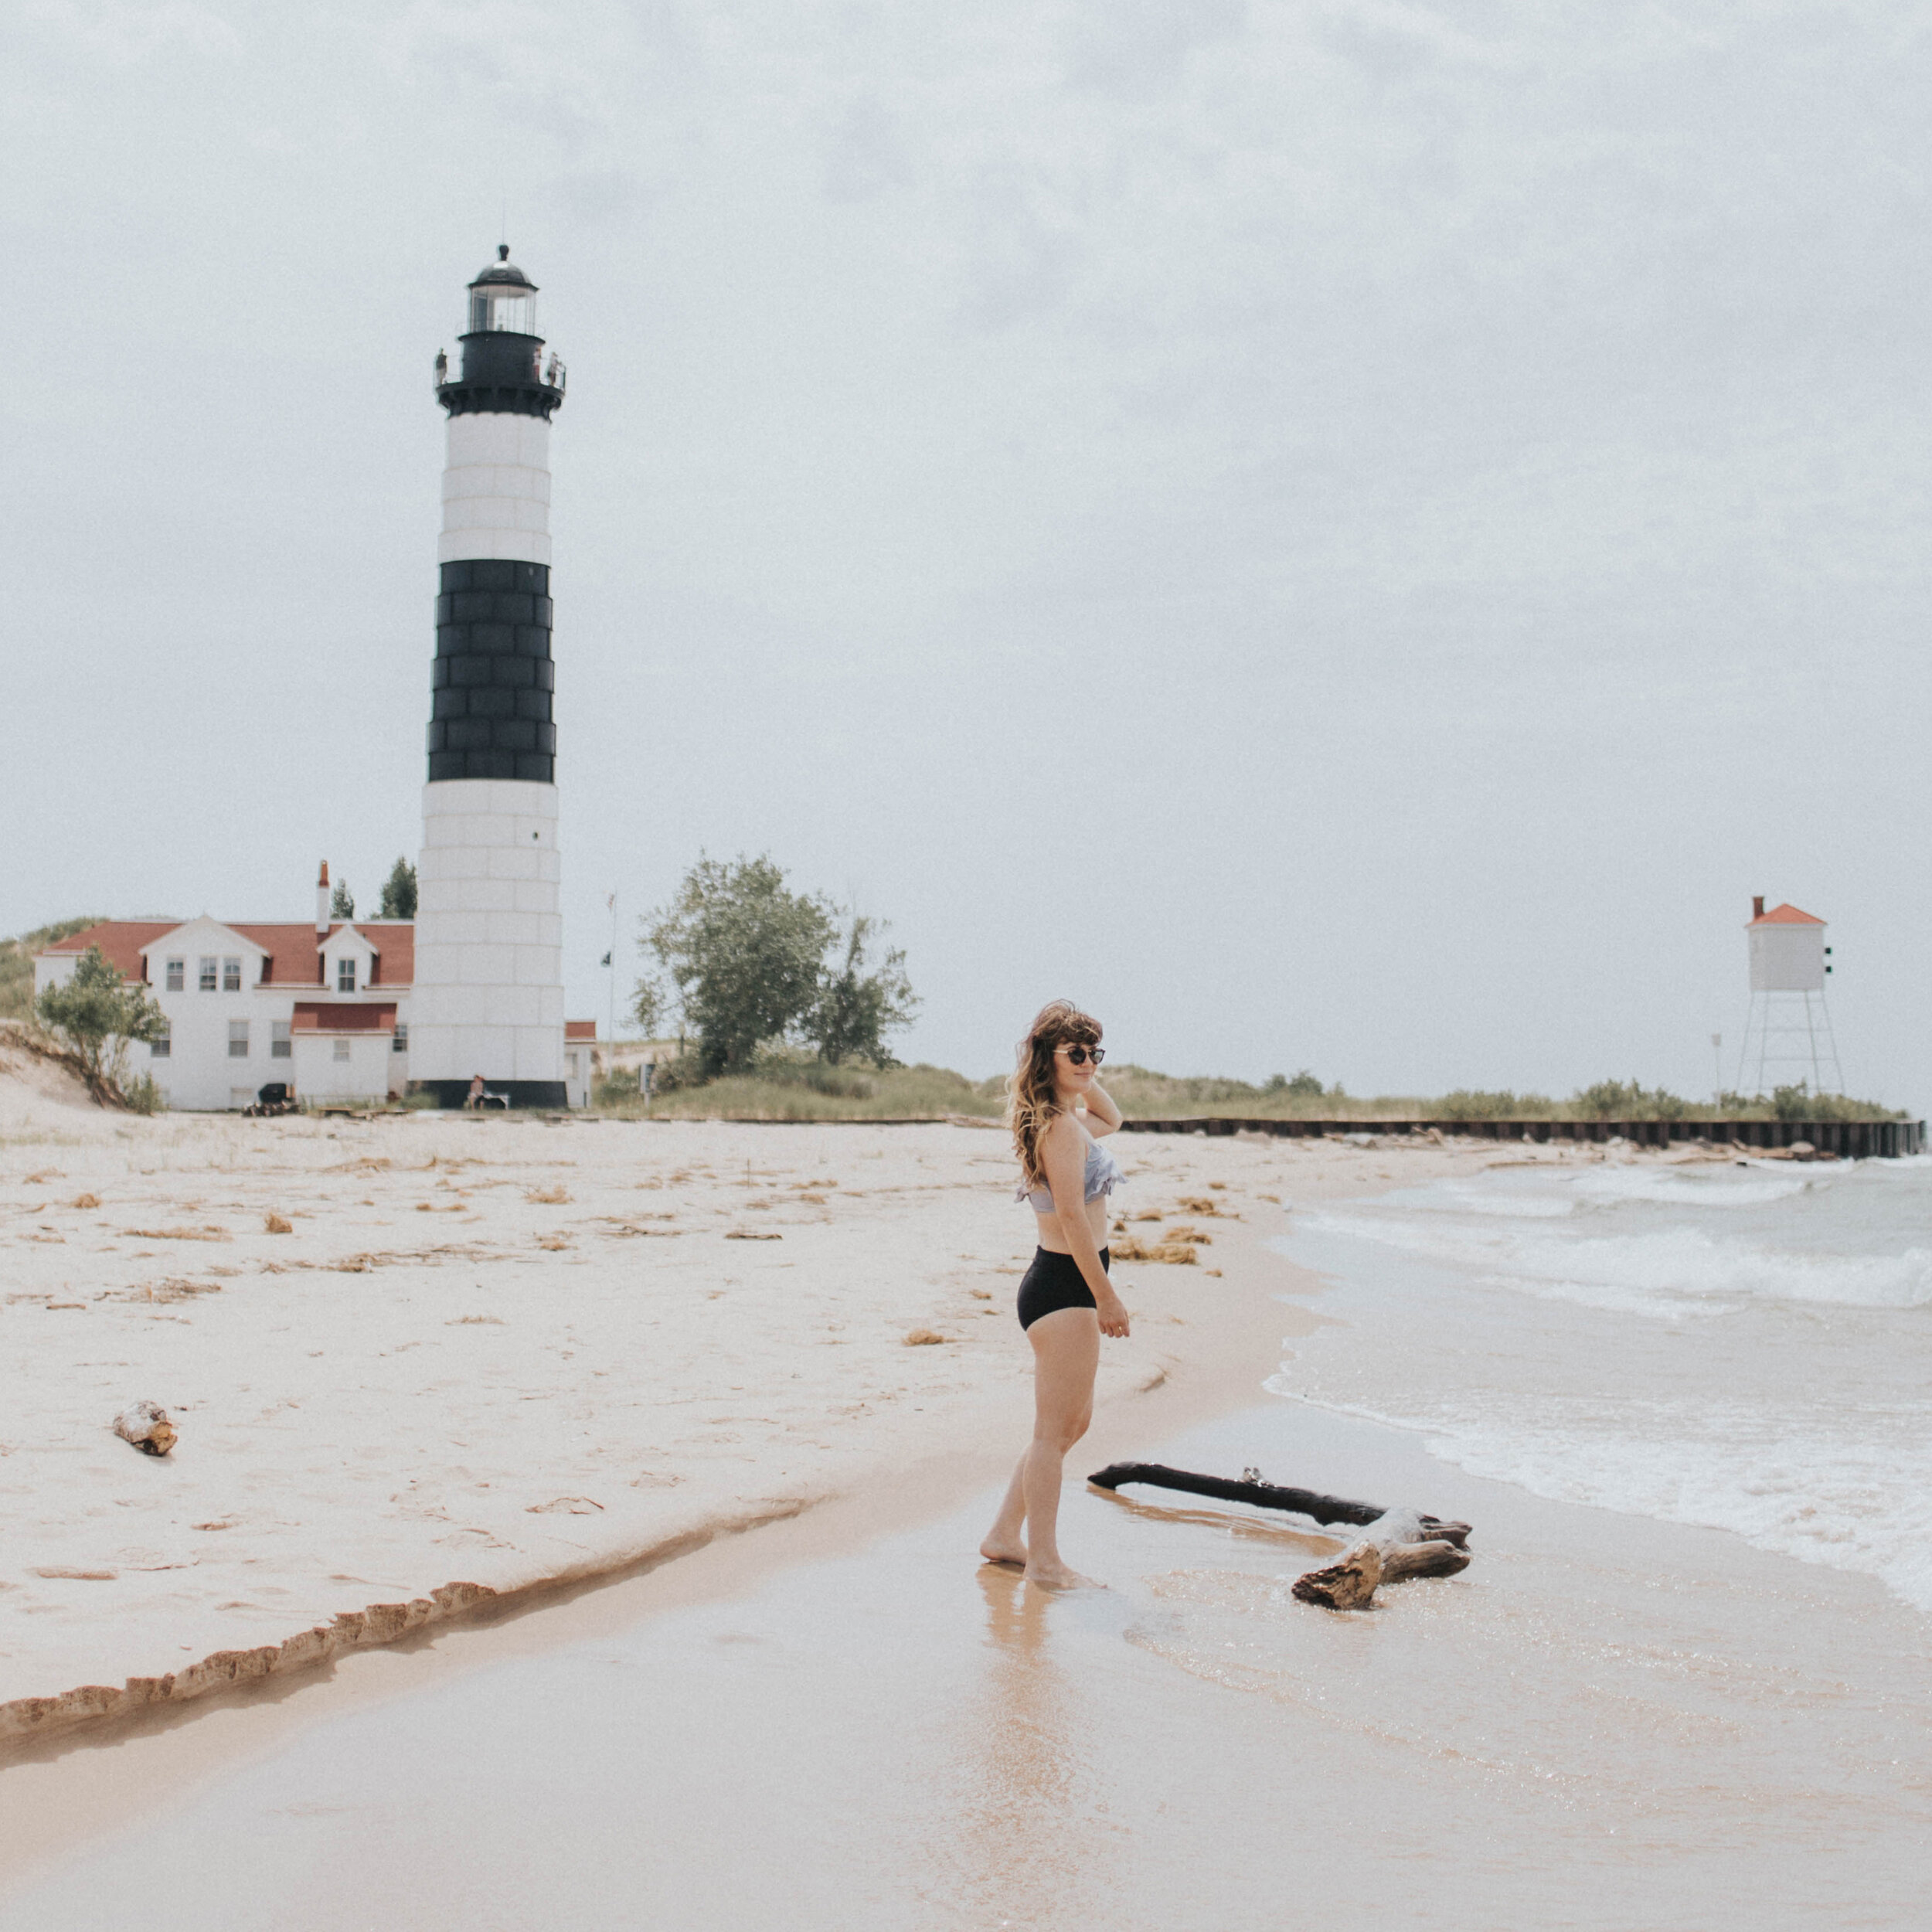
[317,861,332,937]
[1752,895,1765,920]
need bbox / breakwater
[1118,1117,1923,1158]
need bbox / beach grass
[591,1056,1909,1125]
[594,1061,1004,1122]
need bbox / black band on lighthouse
[426,559,556,783]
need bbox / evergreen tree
[378,858,418,920]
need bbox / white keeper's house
[33,865,600,1113]
[36,866,415,1112]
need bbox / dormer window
[338,957,357,993]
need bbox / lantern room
[435,245,565,421]
[468,247,538,335]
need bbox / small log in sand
[112,1401,177,1457]
[1088,1461,1471,1610]
[1289,1508,1471,1609]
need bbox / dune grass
[592,1056,1909,1124]
[594,1061,1004,1122]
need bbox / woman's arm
[1079,1079,1123,1138]
[1042,1114,1129,1335]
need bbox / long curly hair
[1009,999,1103,1189]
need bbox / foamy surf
[1272,1155,1932,1613]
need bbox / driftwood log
[112,1401,177,1457]
[1088,1461,1471,1610]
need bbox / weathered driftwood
[1087,1461,1471,1549]
[111,1400,177,1457]
[1290,1508,1471,1609]
[1089,1463,1472,1610]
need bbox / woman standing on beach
[981,1000,1131,1588]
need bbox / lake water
[1270,1150,1932,1613]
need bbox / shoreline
[12,1376,1932,1921]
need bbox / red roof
[291,1002,398,1034]
[36,922,176,980]
[1748,903,1825,927]
[564,1019,598,1041]
[40,920,414,986]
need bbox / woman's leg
[979,1456,1032,1566]
[1017,1307,1100,1587]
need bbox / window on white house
[393,1023,408,1054]
[165,958,185,992]
[228,1020,249,1058]
[271,1021,291,1060]
[199,957,218,992]
[222,957,242,992]
[338,958,357,993]
[151,1026,171,1060]
[333,1038,352,1063]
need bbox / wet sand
[5,1395,1930,1928]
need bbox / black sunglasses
[1056,1044,1105,1066]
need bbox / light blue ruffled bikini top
[1016,1131,1126,1213]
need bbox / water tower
[1735,897,1843,1096]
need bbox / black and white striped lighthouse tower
[413,247,569,1107]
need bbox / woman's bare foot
[1023,1561,1102,1590]
[979,1539,1028,1568]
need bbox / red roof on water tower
[1747,903,1825,927]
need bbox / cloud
[20,0,243,63]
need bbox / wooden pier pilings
[1117,1116,1924,1158]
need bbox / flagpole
[607,893,617,1071]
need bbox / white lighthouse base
[410,779,565,1104]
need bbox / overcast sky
[5,2,1927,1103]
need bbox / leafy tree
[634,855,836,1076]
[378,858,417,920]
[808,913,919,1066]
[33,945,167,1104]
[331,879,355,920]
[0,916,103,1020]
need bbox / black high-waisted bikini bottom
[1016,1247,1111,1331]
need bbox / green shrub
[1432,1090,1523,1121]
[118,1071,163,1115]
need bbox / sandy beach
[2,1090,1928,1926]
[0,1065,1556,1752]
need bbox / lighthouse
[411,247,569,1107]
